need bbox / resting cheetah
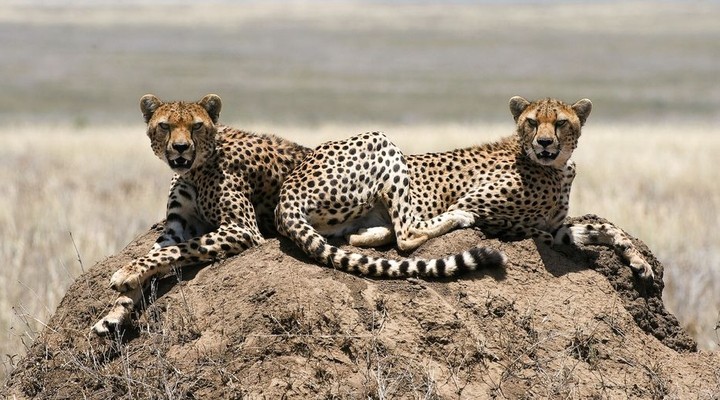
[91,94,312,335]
[404,96,652,278]
[277,97,652,279]
[275,131,506,278]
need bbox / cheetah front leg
[91,223,263,335]
[505,220,653,279]
[408,189,490,240]
[409,209,477,239]
[153,178,213,250]
[548,166,652,278]
[109,223,264,292]
[553,222,653,279]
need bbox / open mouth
[168,157,194,170]
[536,150,559,161]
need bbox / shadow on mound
[2,217,716,399]
[541,215,696,353]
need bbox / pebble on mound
[2,215,717,399]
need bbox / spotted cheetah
[275,131,506,278]
[277,97,652,279]
[404,96,652,278]
[91,94,312,335]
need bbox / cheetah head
[140,94,222,174]
[509,96,592,168]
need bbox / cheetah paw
[451,210,476,229]
[348,226,394,248]
[397,233,429,252]
[109,264,147,292]
[91,296,135,336]
[409,210,475,238]
[630,255,654,280]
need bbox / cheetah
[277,97,652,279]
[403,96,652,278]
[275,131,506,278]
[91,94,312,335]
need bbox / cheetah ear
[509,96,531,122]
[571,99,592,126]
[199,94,222,124]
[140,94,163,123]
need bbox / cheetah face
[509,96,592,168]
[140,94,222,174]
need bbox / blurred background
[1,0,718,380]
[3,0,719,126]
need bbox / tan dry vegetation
[1,121,719,383]
[0,125,169,379]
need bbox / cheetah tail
[287,217,506,278]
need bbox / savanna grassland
[1,1,719,382]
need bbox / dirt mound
[3,216,718,399]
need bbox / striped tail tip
[474,246,507,269]
[452,246,506,275]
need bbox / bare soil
[3,216,718,399]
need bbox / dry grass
[0,125,169,379]
[1,121,718,383]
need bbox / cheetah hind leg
[554,223,654,279]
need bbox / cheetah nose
[173,142,190,154]
[537,138,554,148]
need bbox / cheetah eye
[158,122,170,130]
[192,122,203,131]
[556,120,567,128]
[526,118,538,128]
